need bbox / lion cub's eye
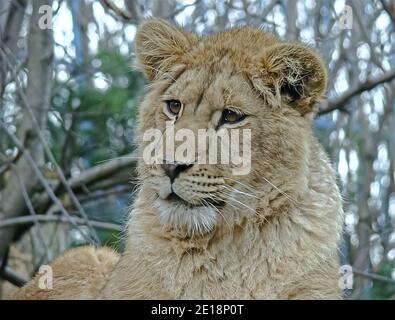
[220,109,246,125]
[166,100,182,116]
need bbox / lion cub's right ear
[135,18,196,81]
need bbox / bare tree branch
[1,266,28,288]
[33,155,137,215]
[0,215,122,232]
[353,269,395,285]
[318,69,395,115]
[100,0,140,22]
[68,156,137,189]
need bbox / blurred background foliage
[50,49,145,167]
[0,0,395,299]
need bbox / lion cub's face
[134,19,327,236]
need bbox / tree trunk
[0,0,27,97]
[285,0,298,41]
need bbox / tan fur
[15,19,343,300]
[13,246,119,300]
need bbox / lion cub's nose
[161,162,193,182]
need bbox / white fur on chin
[153,198,218,235]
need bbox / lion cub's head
[134,19,327,236]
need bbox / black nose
[161,162,193,181]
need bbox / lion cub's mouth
[165,192,224,208]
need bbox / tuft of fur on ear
[135,18,196,81]
[254,43,327,115]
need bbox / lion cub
[15,19,343,300]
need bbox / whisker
[202,198,232,230]
[222,185,260,199]
[226,195,256,213]
[225,177,299,205]
[259,176,300,205]
[216,189,270,224]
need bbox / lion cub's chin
[152,196,218,235]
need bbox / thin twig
[0,214,122,232]
[99,0,139,22]
[12,164,50,261]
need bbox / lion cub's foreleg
[13,246,119,300]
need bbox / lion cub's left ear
[135,18,197,81]
[254,43,327,115]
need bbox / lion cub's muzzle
[156,161,225,208]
